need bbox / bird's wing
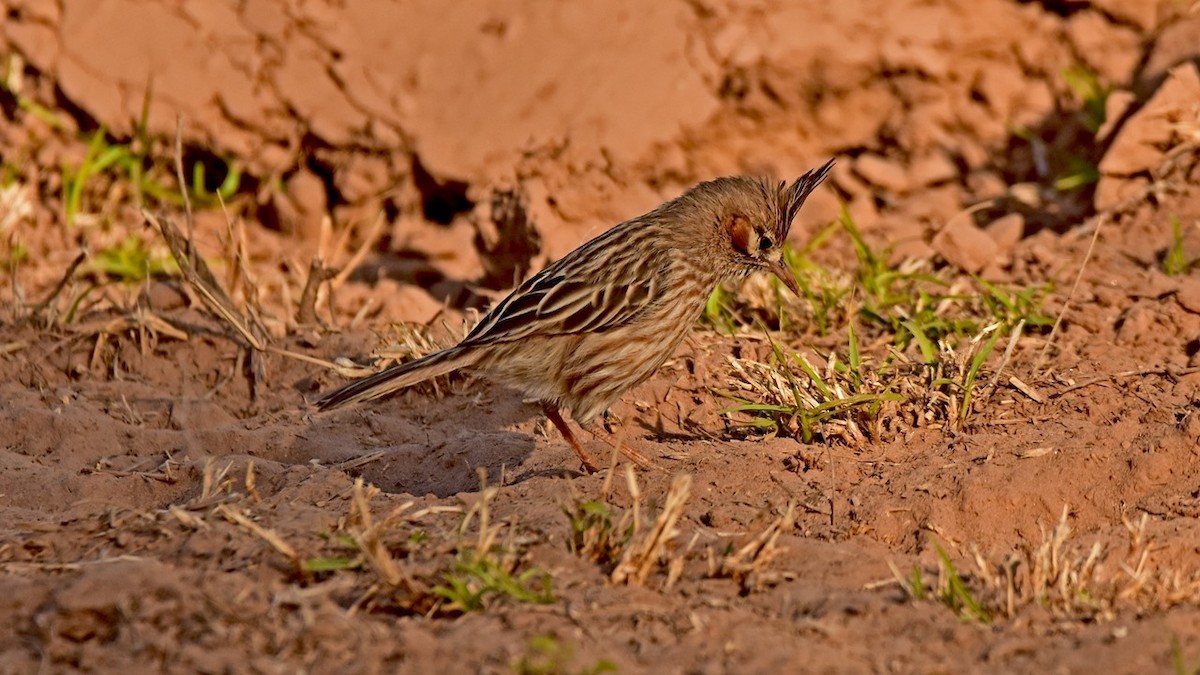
[462,231,665,345]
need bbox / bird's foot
[542,405,600,474]
[588,416,665,473]
[604,438,661,472]
[542,405,662,473]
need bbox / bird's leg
[589,411,662,472]
[542,404,600,474]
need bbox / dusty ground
[3,0,1200,673]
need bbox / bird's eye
[758,235,773,251]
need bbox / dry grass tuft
[315,472,555,616]
[611,471,692,587]
[707,501,796,594]
[566,470,797,593]
[566,467,695,588]
[345,477,418,592]
[892,506,1200,622]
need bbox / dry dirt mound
[2,1,1200,673]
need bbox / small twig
[331,211,387,291]
[334,451,387,472]
[297,256,337,326]
[167,504,210,530]
[1008,375,1045,403]
[245,461,261,503]
[142,209,265,350]
[986,320,1024,394]
[69,311,190,342]
[1049,376,1111,397]
[21,248,87,324]
[978,415,1056,426]
[0,555,148,573]
[349,298,375,329]
[1049,366,1200,398]
[265,345,373,376]
[0,340,29,356]
[1114,365,1200,379]
[217,504,301,572]
[1035,214,1106,375]
[173,114,195,261]
[91,455,179,483]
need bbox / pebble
[932,217,997,274]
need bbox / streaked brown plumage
[316,159,834,471]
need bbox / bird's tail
[314,346,479,411]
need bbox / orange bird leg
[589,414,662,472]
[542,405,600,474]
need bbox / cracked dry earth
[3,0,1200,673]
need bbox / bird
[315,159,835,472]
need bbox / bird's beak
[768,258,801,296]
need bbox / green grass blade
[960,326,1002,422]
[302,556,362,573]
[936,545,990,622]
[901,319,938,365]
[791,352,833,399]
[847,322,862,388]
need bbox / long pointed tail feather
[314,346,479,411]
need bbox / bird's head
[689,160,834,294]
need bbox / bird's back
[475,242,719,425]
